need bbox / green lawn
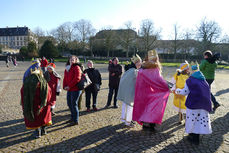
[25,57,229,69]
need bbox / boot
[192,134,200,145]
[41,126,47,135]
[51,108,56,116]
[179,112,183,124]
[34,128,41,138]
[149,123,156,131]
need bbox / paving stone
[0,62,229,152]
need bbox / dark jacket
[185,72,212,112]
[84,68,102,91]
[108,63,122,88]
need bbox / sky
[1,0,229,39]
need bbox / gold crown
[30,67,42,75]
[148,50,158,61]
[131,54,142,64]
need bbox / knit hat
[179,61,189,71]
[47,63,56,71]
[131,54,142,64]
[203,50,213,56]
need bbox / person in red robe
[21,67,52,138]
[44,63,61,116]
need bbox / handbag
[76,73,92,90]
[94,83,100,91]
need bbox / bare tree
[171,24,182,59]
[54,22,75,43]
[118,21,137,57]
[103,29,116,57]
[33,27,45,49]
[33,27,45,37]
[74,19,96,52]
[196,17,221,53]
[139,19,160,52]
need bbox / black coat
[84,68,102,91]
[108,64,122,88]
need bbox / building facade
[0,26,38,51]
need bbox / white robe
[176,83,212,134]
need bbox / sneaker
[126,122,135,128]
[69,122,78,126]
[93,107,98,111]
[66,119,73,123]
[41,126,47,135]
[113,105,119,108]
[34,128,41,138]
[213,103,220,111]
[51,111,56,116]
[86,108,90,112]
[104,105,110,108]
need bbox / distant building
[0,26,38,51]
[92,29,138,50]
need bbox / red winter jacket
[63,64,81,91]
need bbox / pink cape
[132,68,170,124]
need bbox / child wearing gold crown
[117,54,142,127]
[44,63,61,116]
[175,63,212,145]
[171,61,190,124]
[132,50,170,131]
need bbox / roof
[0,27,29,36]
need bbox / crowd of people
[5,55,17,67]
[20,50,220,145]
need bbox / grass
[25,57,229,69]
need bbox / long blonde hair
[142,54,162,72]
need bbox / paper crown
[190,61,199,71]
[31,58,40,65]
[148,50,158,61]
[179,61,189,71]
[30,67,42,75]
[131,54,142,64]
[48,63,56,69]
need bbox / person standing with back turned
[199,50,220,112]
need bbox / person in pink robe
[132,50,170,131]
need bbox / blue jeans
[67,90,81,123]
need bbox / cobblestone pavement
[0,61,229,153]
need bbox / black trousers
[106,87,118,106]
[206,79,219,107]
[85,89,98,109]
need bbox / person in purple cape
[175,63,212,145]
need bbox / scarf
[23,73,48,121]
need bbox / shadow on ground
[158,112,229,153]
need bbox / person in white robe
[117,54,142,127]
